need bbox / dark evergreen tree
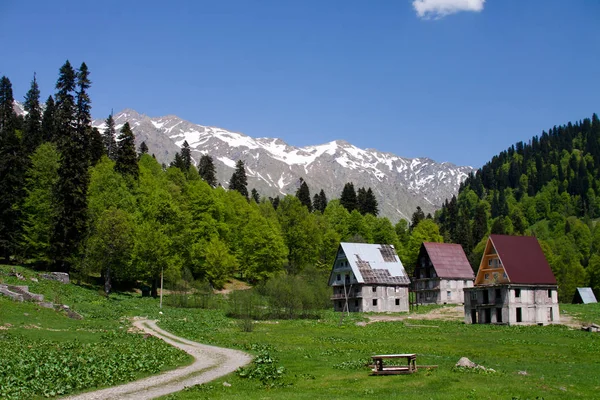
[41,96,57,143]
[295,178,312,211]
[51,61,91,270]
[198,154,217,187]
[0,76,25,262]
[114,122,138,180]
[251,188,260,203]
[357,187,367,214]
[88,127,104,165]
[361,187,379,216]
[181,140,192,170]
[228,160,248,199]
[340,182,357,212]
[139,141,149,157]
[269,196,280,210]
[317,189,327,213]
[102,113,118,160]
[170,152,185,170]
[411,206,425,229]
[22,73,43,153]
[472,203,488,244]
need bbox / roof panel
[489,235,556,285]
[575,287,598,304]
[422,242,474,279]
[340,242,409,285]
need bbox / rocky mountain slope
[81,109,474,222]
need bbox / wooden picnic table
[371,353,417,375]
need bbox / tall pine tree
[41,96,57,143]
[340,182,357,212]
[181,140,192,171]
[114,122,139,180]
[295,178,312,211]
[22,73,43,153]
[198,154,217,187]
[229,160,248,199]
[102,113,118,160]
[0,76,25,262]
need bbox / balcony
[331,291,363,300]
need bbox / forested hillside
[0,62,443,296]
[436,116,600,301]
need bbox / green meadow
[1,265,599,399]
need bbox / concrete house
[464,234,559,326]
[412,242,475,305]
[329,242,410,312]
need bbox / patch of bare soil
[366,305,465,324]
[216,279,252,295]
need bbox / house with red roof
[329,243,410,312]
[464,235,559,326]
[412,242,475,305]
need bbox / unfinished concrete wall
[414,278,474,305]
[464,286,560,326]
[362,285,409,312]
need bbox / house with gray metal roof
[412,242,475,305]
[464,235,559,326]
[328,242,410,312]
[572,287,597,304]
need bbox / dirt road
[63,319,252,400]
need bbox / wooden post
[159,267,164,309]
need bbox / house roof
[420,242,475,280]
[339,242,410,285]
[574,287,598,304]
[489,234,556,285]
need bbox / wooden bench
[371,353,417,375]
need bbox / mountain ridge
[84,108,474,222]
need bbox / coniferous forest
[2,61,599,303]
[436,116,600,301]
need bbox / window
[336,274,341,281]
[447,291,452,299]
[372,286,377,293]
[395,298,400,306]
[488,259,493,266]
[495,289,501,300]
[548,289,552,298]
[484,273,489,280]
[470,291,477,300]
[503,272,507,279]
[496,308,503,323]
[516,307,522,323]
[355,300,359,307]
[372,299,378,306]
[515,289,521,298]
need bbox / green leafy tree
[114,122,138,180]
[277,196,319,273]
[197,237,238,289]
[19,143,60,262]
[229,160,248,199]
[403,219,443,275]
[86,208,134,296]
[198,154,217,187]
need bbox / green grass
[0,265,192,399]
[2,264,600,399]
[156,308,600,400]
[560,303,600,325]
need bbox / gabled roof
[339,242,410,285]
[420,242,474,280]
[573,287,598,304]
[488,234,556,285]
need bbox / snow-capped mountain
[92,109,473,222]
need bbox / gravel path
[62,319,252,400]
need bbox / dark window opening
[516,307,522,322]
[372,286,377,292]
[354,300,359,307]
[336,274,340,281]
[483,290,489,304]
[395,298,400,306]
[495,288,501,301]
[484,308,491,323]
[547,289,552,298]
[515,289,521,298]
[471,309,477,324]
[372,299,378,306]
[496,308,502,323]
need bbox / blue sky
[1,0,599,167]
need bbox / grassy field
[0,265,192,399]
[1,264,600,399]
[155,305,600,400]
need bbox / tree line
[2,62,443,297]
